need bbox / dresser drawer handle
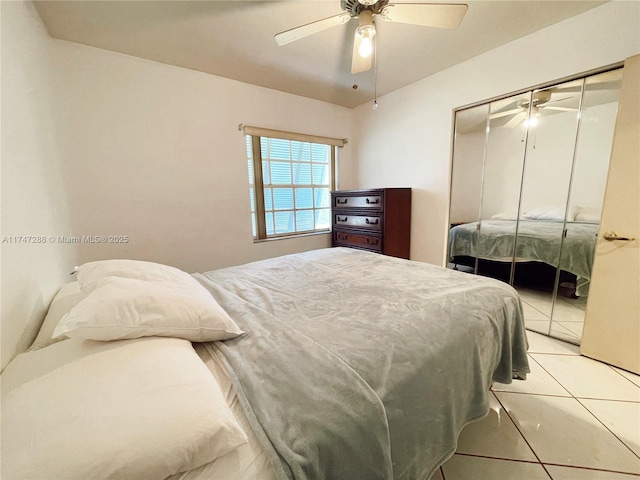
[366,238,379,246]
[336,198,348,205]
[337,216,348,223]
[365,218,379,225]
[366,198,380,205]
[337,233,349,241]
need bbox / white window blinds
[245,129,341,239]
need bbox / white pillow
[28,282,87,351]
[491,211,519,220]
[523,205,579,221]
[1,337,248,479]
[574,208,601,223]
[53,277,243,342]
[77,259,202,293]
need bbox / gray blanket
[195,248,529,480]
[449,220,599,296]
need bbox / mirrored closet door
[448,68,623,344]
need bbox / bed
[449,219,599,296]
[1,247,529,480]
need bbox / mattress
[192,247,529,479]
[4,249,528,480]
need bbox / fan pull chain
[372,32,378,110]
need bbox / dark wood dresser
[331,188,411,259]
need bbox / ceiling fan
[489,91,579,128]
[274,0,468,74]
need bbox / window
[245,127,344,240]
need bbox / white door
[581,55,640,374]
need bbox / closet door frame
[448,62,624,343]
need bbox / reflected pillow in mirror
[491,211,519,220]
[523,205,579,221]
[574,208,601,223]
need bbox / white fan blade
[543,106,578,112]
[275,12,351,46]
[380,3,468,29]
[351,31,373,74]
[504,112,526,128]
[490,108,523,120]
[539,95,573,106]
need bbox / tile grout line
[491,389,548,468]
[547,323,581,340]
[527,352,580,356]
[607,364,640,389]
[454,452,540,464]
[576,397,640,461]
[527,354,574,397]
[493,390,640,477]
[529,352,640,402]
[527,353,640,463]
[443,333,639,479]
[541,461,640,476]
[453,451,552,478]
[452,452,640,477]
[491,390,569,479]
[522,300,551,318]
[525,326,580,344]
[540,463,554,480]
[528,343,640,390]
[492,388,640,404]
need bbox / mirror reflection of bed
[448,68,623,345]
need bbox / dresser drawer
[333,194,383,210]
[333,230,382,252]
[334,214,382,231]
[330,188,411,259]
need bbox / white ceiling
[34,1,606,108]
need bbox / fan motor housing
[519,90,553,109]
[341,0,390,16]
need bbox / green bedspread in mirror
[449,220,598,296]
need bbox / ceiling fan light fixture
[276,1,468,76]
[356,23,376,57]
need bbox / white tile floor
[519,287,587,343]
[432,330,640,480]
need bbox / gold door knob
[603,231,636,241]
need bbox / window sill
[252,230,331,243]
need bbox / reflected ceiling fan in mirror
[490,90,580,128]
[275,0,468,74]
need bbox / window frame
[244,127,344,241]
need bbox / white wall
[1,2,355,368]
[0,1,80,370]
[570,102,619,215]
[49,40,354,274]
[449,129,484,224]
[481,122,527,219]
[352,0,640,265]
[453,101,619,222]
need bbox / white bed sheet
[167,343,276,480]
